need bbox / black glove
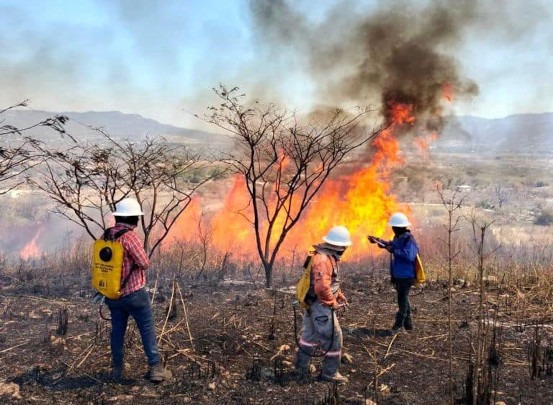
[368,236,388,248]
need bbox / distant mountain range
[1,109,233,152]
[3,109,552,154]
[437,112,553,154]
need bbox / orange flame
[210,176,256,256]
[387,101,416,126]
[20,228,43,261]
[171,102,420,262]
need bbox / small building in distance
[456,185,472,193]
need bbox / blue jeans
[106,288,160,368]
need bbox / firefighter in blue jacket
[369,212,419,333]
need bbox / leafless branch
[200,85,384,287]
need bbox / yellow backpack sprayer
[92,228,130,299]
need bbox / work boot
[148,363,167,383]
[404,319,414,331]
[319,372,349,384]
[111,366,123,381]
[388,325,403,336]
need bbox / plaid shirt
[107,223,150,297]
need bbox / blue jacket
[389,231,419,279]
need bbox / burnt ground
[1,269,552,405]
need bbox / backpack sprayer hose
[99,304,111,321]
[292,301,335,358]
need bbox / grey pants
[295,300,343,377]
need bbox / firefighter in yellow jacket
[294,226,351,384]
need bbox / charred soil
[1,271,552,405]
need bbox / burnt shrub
[534,210,553,226]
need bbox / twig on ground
[57,361,102,384]
[365,363,396,388]
[376,340,458,362]
[250,340,271,351]
[0,342,27,354]
[176,281,195,351]
[158,279,177,345]
[384,333,398,359]
[169,348,204,362]
[74,343,98,370]
[418,333,448,341]
[155,319,187,337]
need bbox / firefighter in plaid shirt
[105,198,167,382]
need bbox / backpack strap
[120,266,137,291]
[103,227,131,241]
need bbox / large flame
[171,102,421,262]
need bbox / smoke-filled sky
[1,0,551,129]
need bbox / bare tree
[494,183,509,209]
[465,210,497,405]
[30,128,223,257]
[436,184,465,405]
[0,100,69,194]
[201,85,385,287]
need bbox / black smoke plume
[249,0,479,130]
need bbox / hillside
[4,109,553,154]
[436,113,553,154]
[1,109,233,151]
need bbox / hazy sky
[1,0,552,129]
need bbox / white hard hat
[389,212,411,227]
[322,225,352,247]
[113,198,144,216]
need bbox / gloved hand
[337,295,348,307]
[368,236,391,249]
[332,301,346,310]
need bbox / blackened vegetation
[245,356,287,386]
[56,307,68,336]
[1,271,553,404]
[529,324,553,379]
[189,360,217,380]
[273,356,285,385]
[245,357,262,381]
[313,382,340,405]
